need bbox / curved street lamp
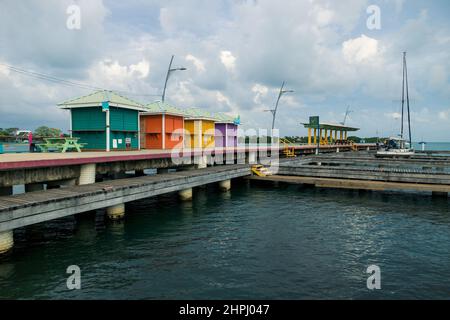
[162,55,187,103]
[264,81,294,131]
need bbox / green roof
[144,101,186,116]
[183,108,217,120]
[302,122,359,131]
[58,90,146,110]
[213,112,236,123]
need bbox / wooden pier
[249,152,450,195]
[0,144,384,254]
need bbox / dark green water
[1,180,449,299]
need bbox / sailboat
[377,52,415,157]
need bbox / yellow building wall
[183,119,216,148]
[201,120,215,148]
[184,120,196,148]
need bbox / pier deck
[250,152,450,195]
[0,164,251,233]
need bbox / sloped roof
[302,121,359,131]
[57,90,146,111]
[183,108,217,121]
[213,112,236,124]
[144,101,185,116]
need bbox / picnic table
[37,137,86,153]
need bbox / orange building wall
[164,115,184,149]
[140,114,184,149]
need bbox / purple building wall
[215,123,237,147]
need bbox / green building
[58,90,146,151]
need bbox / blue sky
[0,0,449,141]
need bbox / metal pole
[316,118,320,155]
[162,55,174,103]
[404,52,412,147]
[106,109,110,152]
[400,52,406,138]
[271,81,285,131]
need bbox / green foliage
[283,136,308,143]
[347,136,361,143]
[34,126,62,137]
[0,128,19,136]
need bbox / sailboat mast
[400,52,406,138]
[404,52,412,146]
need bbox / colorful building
[214,113,239,148]
[183,108,216,148]
[58,90,146,151]
[140,102,185,150]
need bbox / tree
[34,126,62,137]
[347,136,361,143]
[0,128,20,136]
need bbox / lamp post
[161,55,187,103]
[264,81,294,131]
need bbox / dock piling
[179,188,193,201]
[106,203,125,220]
[0,230,14,254]
[219,179,231,191]
[79,164,96,185]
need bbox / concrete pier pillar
[0,230,14,254]
[219,179,231,191]
[195,155,207,169]
[25,183,44,192]
[79,164,96,185]
[179,188,193,201]
[0,186,13,196]
[248,151,257,164]
[106,203,125,220]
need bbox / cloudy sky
[0,0,449,141]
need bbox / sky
[0,0,449,141]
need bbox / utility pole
[264,81,294,131]
[162,55,187,103]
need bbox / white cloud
[313,6,334,27]
[0,63,10,76]
[252,84,268,104]
[1,0,449,140]
[185,54,206,72]
[91,59,149,81]
[385,112,402,120]
[438,109,449,120]
[342,35,379,64]
[220,51,236,72]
